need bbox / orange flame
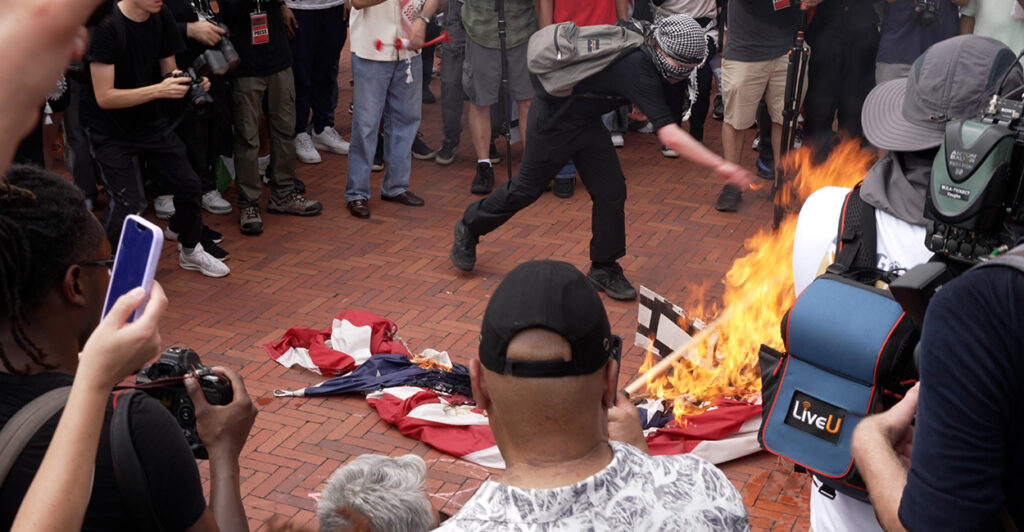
[641,140,876,419]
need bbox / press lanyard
[250,0,270,45]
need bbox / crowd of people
[2,0,1024,529]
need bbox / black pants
[803,27,878,155]
[462,97,627,263]
[88,127,202,248]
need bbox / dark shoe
[293,177,307,195]
[471,162,495,195]
[553,177,575,198]
[450,219,477,271]
[239,205,264,235]
[436,139,457,166]
[488,141,501,164]
[347,199,370,218]
[422,87,437,104]
[587,262,637,301]
[714,184,743,212]
[372,137,385,172]
[181,239,230,261]
[412,132,437,160]
[712,94,724,120]
[756,156,775,180]
[381,190,425,206]
[204,225,223,244]
[269,192,323,216]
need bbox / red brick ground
[130,51,812,531]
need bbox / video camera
[923,94,1024,264]
[136,346,232,459]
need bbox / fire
[640,140,876,419]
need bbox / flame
[641,140,876,419]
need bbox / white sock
[477,159,492,166]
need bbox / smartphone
[101,215,163,321]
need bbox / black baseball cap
[479,260,621,378]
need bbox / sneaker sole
[267,205,323,217]
[412,151,437,160]
[372,164,385,172]
[586,275,637,301]
[240,225,263,235]
[435,155,455,165]
[313,142,349,155]
[179,259,230,278]
[155,212,173,221]
[297,154,322,164]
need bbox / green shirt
[461,0,538,49]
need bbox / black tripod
[772,7,810,229]
[494,0,514,183]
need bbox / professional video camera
[136,346,233,459]
[173,49,231,108]
[923,94,1024,264]
[913,0,939,26]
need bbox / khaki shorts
[462,39,534,106]
[721,54,795,129]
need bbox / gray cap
[862,35,1023,152]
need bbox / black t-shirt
[0,372,207,531]
[81,5,186,137]
[166,0,206,72]
[221,0,292,78]
[724,0,800,62]
[899,265,1024,530]
[547,49,675,130]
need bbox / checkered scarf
[645,14,706,84]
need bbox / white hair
[316,454,435,532]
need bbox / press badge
[251,13,270,45]
[773,0,791,10]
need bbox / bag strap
[0,386,72,486]
[110,391,165,532]
[833,183,878,272]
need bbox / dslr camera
[173,49,231,108]
[913,0,939,25]
[136,346,233,459]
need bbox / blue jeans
[346,54,422,201]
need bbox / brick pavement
[140,53,812,531]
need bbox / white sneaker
[637,122,654,134]
[201,190,232,214]
[312,126,350,155]
[179,244,230,278]
[661,146,680,158]
[154,195,174,220]
[610,133,624,148]
[294,132,322,164]
[258,155,270,177]
[751,136,760,151]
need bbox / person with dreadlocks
[0,165,256,531]
[450,14,752,301]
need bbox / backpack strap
[0,386,71,486]
[110,391,165,532]
[833,183,878,272]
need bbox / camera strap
[0,386,71,487]
[110,391,165,532]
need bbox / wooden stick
[623,310,734,397]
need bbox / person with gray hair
[316,454,437,532]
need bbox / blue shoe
[756,156,775,180]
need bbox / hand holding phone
[101,215,163,321]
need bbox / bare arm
[538,0,554,27]
[959,15,975,33]
[851,385,919,532]
[615,0,629,20]
[90,61,189,110]
[349,0,388,9]
[406,0,443,49]
[11,285,167,531]
[657,123,753,188]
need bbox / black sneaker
[422,86,436,104]
[450,219,478,271]
[712,94,724,120]
[587,262,637,301]
[714,184,743,212]
[203,225,223,244]
[373,135,385,172]
[471,162,495,195]
[553,177,574,198]
[756,155,775,180]
[412,132,437,160]
[489,141,502,164]
[436,139,457,166]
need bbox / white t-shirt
[792,186,933,532]
[436,441,750,531]
[284,0,346,9]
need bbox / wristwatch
[417,14,430,24]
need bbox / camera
[913,0,939,26]
[174,49,231,108]
[924,94,1024,264]
[136,346,232,459]
[214,23,241,69]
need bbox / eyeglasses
[54,259,115,279]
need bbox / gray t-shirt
[724,0,800,62]
[436,441,750,531]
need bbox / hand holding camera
[186,366,257,461]
[186,19,226,47]
[157,72,192,99]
